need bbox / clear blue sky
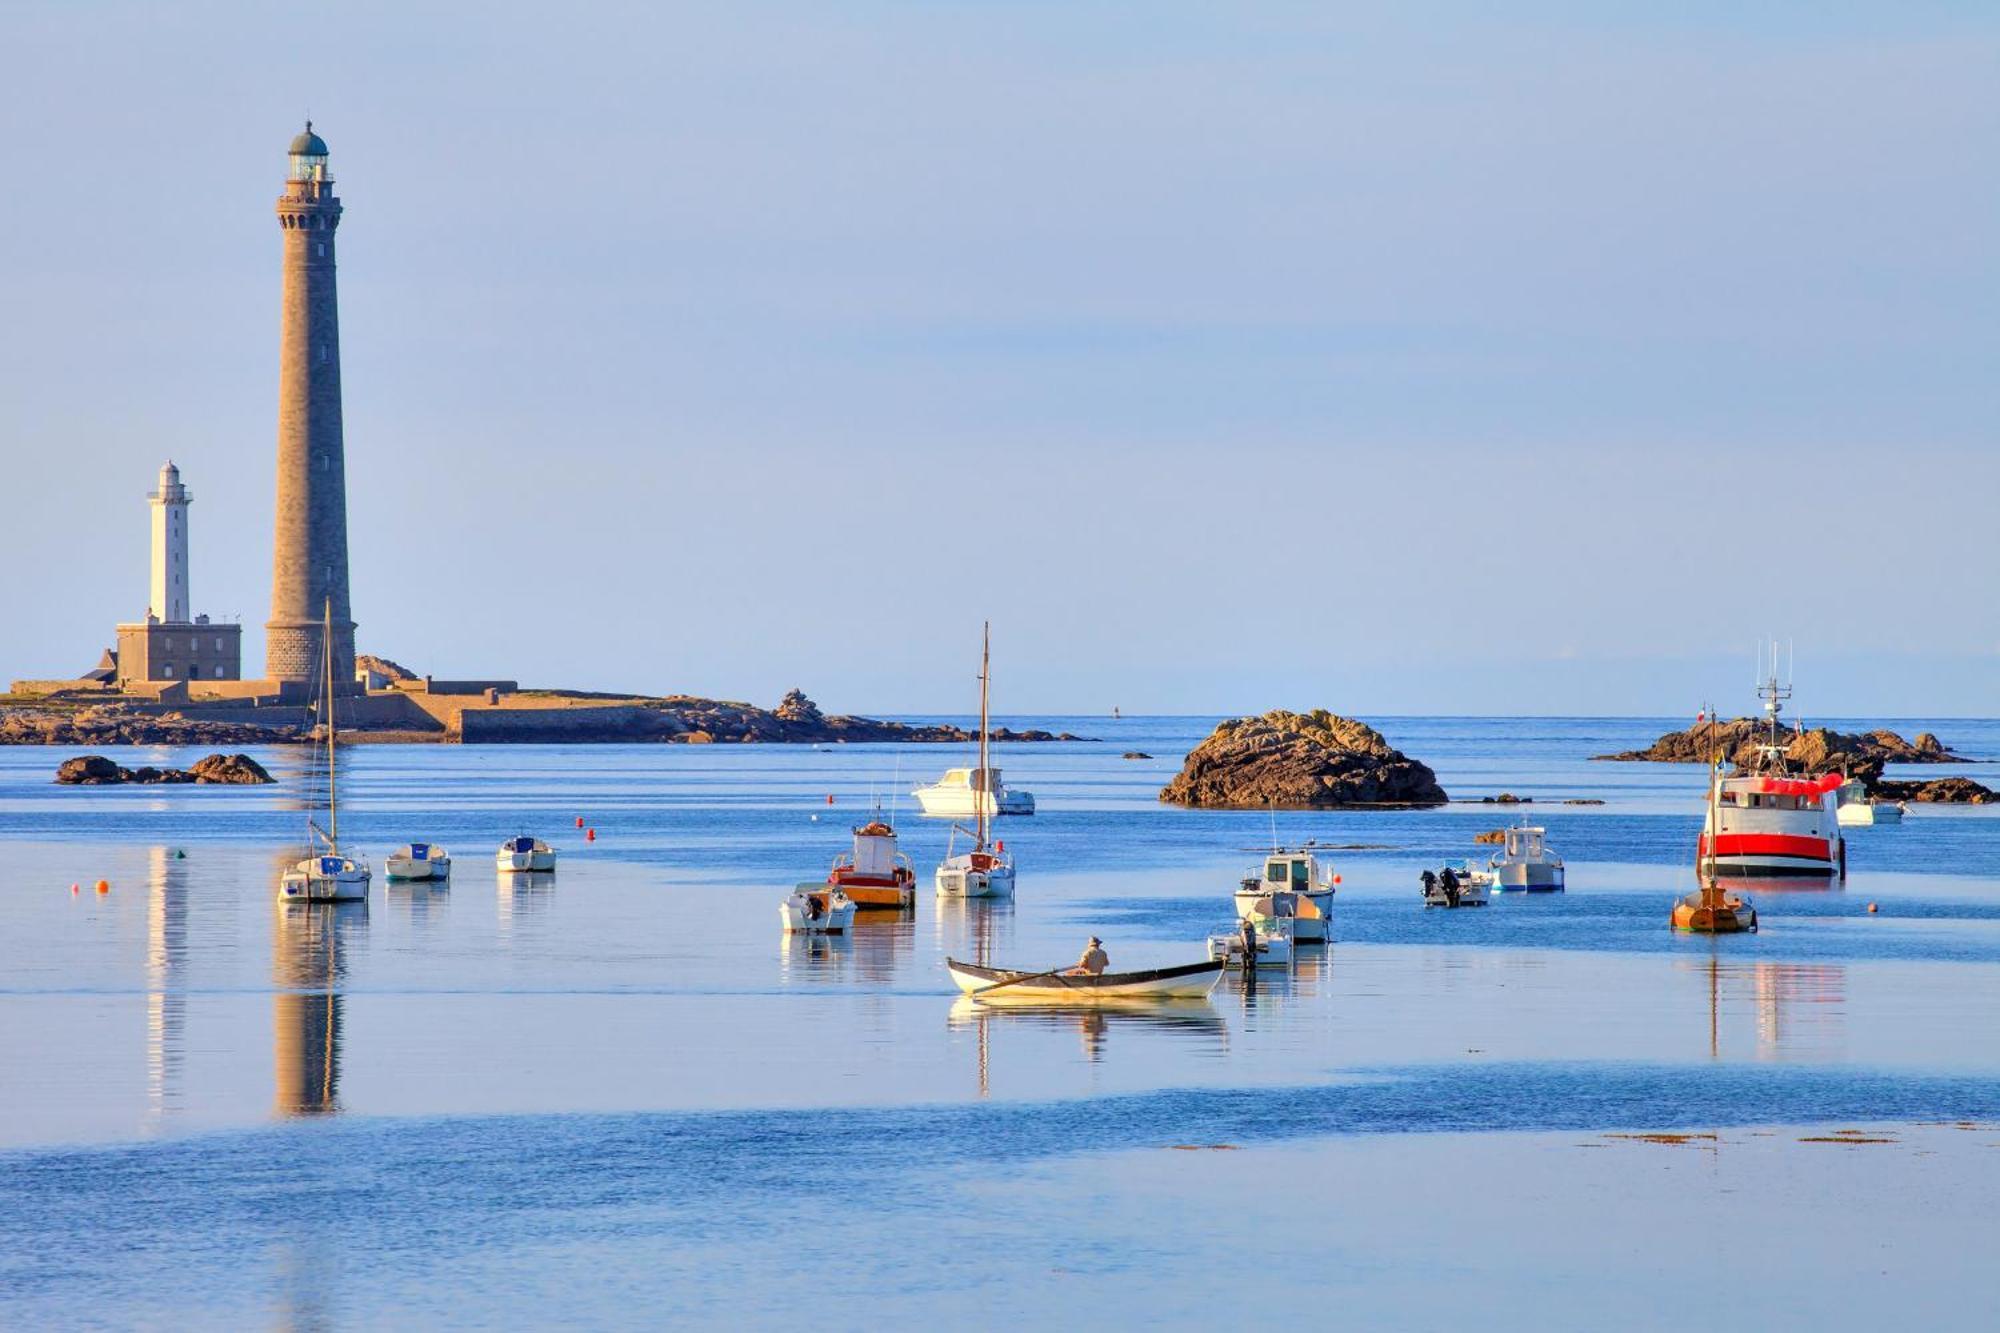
[2,2,1995,715]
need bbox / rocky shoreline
[0,688,1087,748]
[1160,709,1447,809]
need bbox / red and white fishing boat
[1695,673,1846,880]
[825,816,918,910]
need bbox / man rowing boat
[1069,936,1108,976]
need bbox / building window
[317,242,325,257]
[162,636,173,651]
[215,637,223,652]
[162,665,174,678]
[214,666,225,679]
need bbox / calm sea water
[2,716,1997,1327]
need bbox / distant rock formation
[775,688,824,725]
[1596,720,1965,769]
[5,706,297,747]
[1160,710,1447,809]
[356,653,418,682]
[56,752,273,785]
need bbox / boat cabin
[843,822,901,876]
[1261,851,1328,894]
[1500,827,1548,860]
[937,767,1003,792]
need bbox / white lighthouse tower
[113,461,242,688]
[149,461,191,623]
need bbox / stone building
[113,462,242,685]
[266,122,357,687]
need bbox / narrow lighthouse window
[317,242,325,257]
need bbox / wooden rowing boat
[946,957,1223,1002]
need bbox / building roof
[289,122,329,156]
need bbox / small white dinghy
[386,842,451,881]
[1422,867,1488,908]
[779,885,858,935]
[496,836,556,873]
[947,957,1223,1003]
[1207,913,1295,968]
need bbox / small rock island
[1160,709,1447,809]
[56,753,274,785]
[1596,719,1993,803]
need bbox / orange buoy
[94,879,110,894]
[1867,902,1879,913]
[70,883,79,895]
[575,816,585,828]
[1332,875,1343,885]
[586,828,596,842]
[826,794,835,805]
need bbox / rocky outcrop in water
[1842,758,1996,805]
[55,752,274,785]
[4,706,297,747]
[1871,776,1998,804]
[1596,720,1965,768]
[1159,710,1447,808]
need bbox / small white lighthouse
[113,460,241,687]
[149,461,191,623]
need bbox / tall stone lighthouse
[266,122,356,687]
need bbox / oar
[970,964,1074,996]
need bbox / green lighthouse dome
[288,122,329,156]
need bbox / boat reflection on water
[497,870,556,937]
[931,896,1016,969]
[778,929,852,982]
[1716,874,1843,896]
[272,891,366,1118]
[848,912,913,986]
[947,996,1228,1081]
[1678,950,1848,1062]
[145,846,190,1125]
[388,877,450,931]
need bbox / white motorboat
[947,957,1224,1003]
[914,766,1035,819]
[1486,823,1564,891]
[1836,780,1904,827]
[385,842,451,881]
[1422,869,1487,908]
[1207,912,1296,968]
[1234,849,1338,940]
[779,885,858,934]
[496,836,557,873]
[936,624,1018,899]
[278,600,371,904]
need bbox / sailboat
[279,602,371,903]
[935,623,1017,898]
[1672,713,1756,934]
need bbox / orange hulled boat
[825,817,918,910]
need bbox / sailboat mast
[977,621,990,848]
[324,598,337,851]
